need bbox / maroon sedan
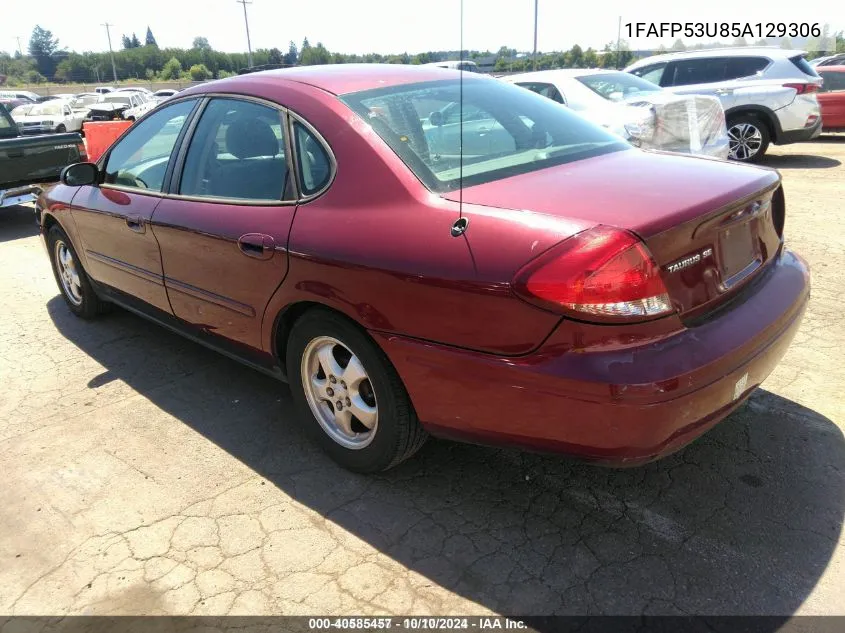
[38,65,809,472]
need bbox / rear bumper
[375,249,810,465]
[777,116,823,144]
[0,184,40,209]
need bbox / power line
[236,0,254,68]
[101,22,118,83]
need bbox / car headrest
[225,117,278,159]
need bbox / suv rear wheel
[727,114,770,163]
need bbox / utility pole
[532,0,539,71]
[101,23,118,83]
[615,16,622,69]
[236,0,254,68]
[15,36,23,56]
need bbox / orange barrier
[82,121,133,163]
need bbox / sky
[2,0,840,57]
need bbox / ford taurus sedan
[38,64,810,473]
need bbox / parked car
[0,103,87,209]
[11,100,86,134]
[85,92,149,121]
[816,66,845,131]
[424,60,480,72]
[153,88,179,101]
[505,69,729,158]
[35,93,76,103]
[626,48,822,162]
[810,53,845,67]
[113,86,154,96]
[94,86,115,94]
[40,65,809,473]
[122,97,158,121]
[69,93,101,113]
[0,90,38,111]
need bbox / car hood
[89,102,129,112]
[13,114,59,123]
[443,147,778,238]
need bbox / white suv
[626,48,822,162]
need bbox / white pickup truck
[11,100,85,134]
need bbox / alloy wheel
[300,336,378,449]
[55,240,83,306]
[728,122,763,161]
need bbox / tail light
[77,141,88,161]
[784,83,819,94]
[513,226,674,322]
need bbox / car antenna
[450,0,469,238]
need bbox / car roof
[506,68,620,82]
[196,63,476,96]
[628,47,807,68]
[817,65,845,72]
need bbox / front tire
[55,124,66,133]
[47,225,106,319]
[727,114,770,163]
[286,309,427,472]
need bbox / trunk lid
[446,149,783,319]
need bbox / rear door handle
[126,214,145,233]
[238,233,275,260]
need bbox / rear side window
[790,55,820,77]
[669,58,729,86]
[293,121,332,196]
[819,71,845,92]
[179,98,290,202]
[516,82,565,104]
[726,57,769,79]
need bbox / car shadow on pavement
[760,154,841,169]
[47,298,845,616]
[0,205,40,243]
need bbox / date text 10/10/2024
[308,618,528,630]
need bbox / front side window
[179,98,289,201]
[341,78,627,192]
[104,98,197,191]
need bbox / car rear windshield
[341,78,628,192]
[790,55,820,77]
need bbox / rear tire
[727,114,770,163]
[47,225,106,319]
[286,309,427,472]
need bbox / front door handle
[126,214,145,233]
[238,233,275,260]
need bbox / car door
[70,98,200,313]
[818,70,845,128]
[61,103,81,131]
[150,96,299,351]
[662,58,739,109]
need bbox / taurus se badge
[666,247,713,274]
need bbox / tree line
[2,24,843,87]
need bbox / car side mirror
[61,162,99,187]
[429,111,444,127]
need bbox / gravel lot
[1,139,843,616]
